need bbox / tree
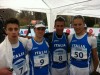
[84,17,95,27]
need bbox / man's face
[34,27,45,38]
[5,23,19,42]
[55,21,65,35]
[72,18,85,35]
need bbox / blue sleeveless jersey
[12,41,27,75]
[50,32,68,68]
[70,33,92,68]
[29,38,49,75]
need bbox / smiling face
[72,18,85,35]
[72,15,86,36]
[5,23,19,43]
[34,27,45,39]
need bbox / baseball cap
[34,24,46,28]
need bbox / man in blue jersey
[44,17,69,75]
[68,15,99,75]
[0,18,29,75]
[26,23,50,75]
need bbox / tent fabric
[0,0,50,13]
[0,0,100,32]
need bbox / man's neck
[56,33,63,38]
[34,37,43,43]
[9,39,18,44]
[76,29,86,36]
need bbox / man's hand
[0,67,12,75]
[90,71,100,75]
[87,32,94,36]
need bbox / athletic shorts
[70,64,90,75]
[51,66,68,75]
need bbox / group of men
[0,15,99,75]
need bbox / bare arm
[92,48,99,71]
[0,67,12,75]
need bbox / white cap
[34,24,46,28]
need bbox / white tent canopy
[0,0,100,32]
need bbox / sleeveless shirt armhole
[19,37,28,47]
[88,36,97,49]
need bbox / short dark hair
[55,16,65,25]
[4,18,19,29]
[72,15,85,23]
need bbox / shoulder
[64,33,69,39]
[88,36,97,48]
[19,37,28,41]
[0,40,6,56]
[27,38,32,44]
[27,38,33,47]
[88,36,97,41]
[19,37,28,47]
[44,32,53,42]
[44,32,53,38]
[68,34,74,43]
[26,38,33,51]
[68,34,73,38]
[44,40,49,48]
[0,39,6,49]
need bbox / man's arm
[44,33,53,46]
[0,67,12,75]
[67,34,73,53]
[92,48,99,71]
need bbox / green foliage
[93,24,99,28]
[0,9,100,28]
[84,17,95,27]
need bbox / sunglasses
[36,27,46,31]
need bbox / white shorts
[51,67,68,75]
[70,64,90,75]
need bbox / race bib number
[71,47,87,59]
[13,59,27,75]
[34,54,49,67]
[53,49,67,62]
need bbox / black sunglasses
[36,27,46,31]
